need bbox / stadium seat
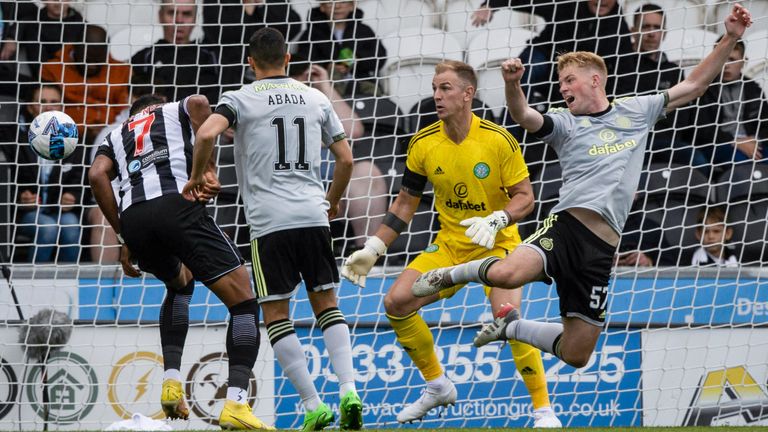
[109,25,164,63]
[743,29,768,82]
[441,1,534,50]
[713,163,768,264]
[356,0,440,40]
[349,94,409,185]
[639,163,713,263]
[467,28,531,117]
[82,0,156,36]
[660,28,720,68]
[407,96,495,133]
[380,27,464,113]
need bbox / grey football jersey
[543,94,666,233]
[218,77,346,238]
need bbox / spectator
[471,0,632,103]
[16,84,84,263]
[41,25,131,142]
[692,37,768,169]
[615,3,696,166]
[295,0,387,97]
[132,0,220,103]
[288,58,388,252]
[692,205,738,267]
[15,0,85,79]
[202,0,301,90]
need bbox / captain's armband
[400,167,427,197]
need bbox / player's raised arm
[503,58,545,133]
[666,3,752,112]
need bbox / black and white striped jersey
[95,99,194,212]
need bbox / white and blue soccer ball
[28,110,78,161]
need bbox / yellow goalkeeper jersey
[406,114,529,253]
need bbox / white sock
[506,319,564,356]
[273,335,322,412]
[321,322,356,397]
[226,386,248,403]
[164,369,182,382]
[448,259,486,284]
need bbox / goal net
[1,0,768,429]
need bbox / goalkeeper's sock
[507,319,564,358]
[449,257,500,286]
[267,319,322,412]
[387,311,443,381]
[509,341,551,410]
[317,307,356,396]
[226,299,260,391]
[159,279,194,370]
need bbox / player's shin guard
[317,307,356,394]
[509,341,551,410]
[159,279,194,370]
[226,299,260,390]
[387,311,443,381]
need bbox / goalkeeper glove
[460,210,509,249]
[341,236,387,288]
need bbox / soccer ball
[28,110,78,161]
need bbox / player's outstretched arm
[502,58,544,133]
[666,3,752,112]
[341,189,421,287]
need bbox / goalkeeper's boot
[473,303,520,348]
[396,380,457,423]
[219,400,275,430]
[160,379,189,420]
[301,402,334,431]
[339,391,363,430]
[411,266,456,297]
[533,407,562,428]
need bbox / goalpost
[1,0,768,429]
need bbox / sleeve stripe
[479,121,520,152]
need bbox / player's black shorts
[521,211,615,326]
[121,194,244,284]
[250,226,339,303]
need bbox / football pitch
[167,429,767,432]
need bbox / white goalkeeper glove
[460,210,510,249]
[341,236,387,288]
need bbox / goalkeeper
[342,60,560,428]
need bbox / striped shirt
[95,99,194,212]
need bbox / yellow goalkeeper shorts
[406,236,510,299]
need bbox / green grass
[164,429,768,432]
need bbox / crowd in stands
[0,0,765,268]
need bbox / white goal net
[1,0,768,429]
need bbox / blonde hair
[557,51,608,78]
[434,60,477,89]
